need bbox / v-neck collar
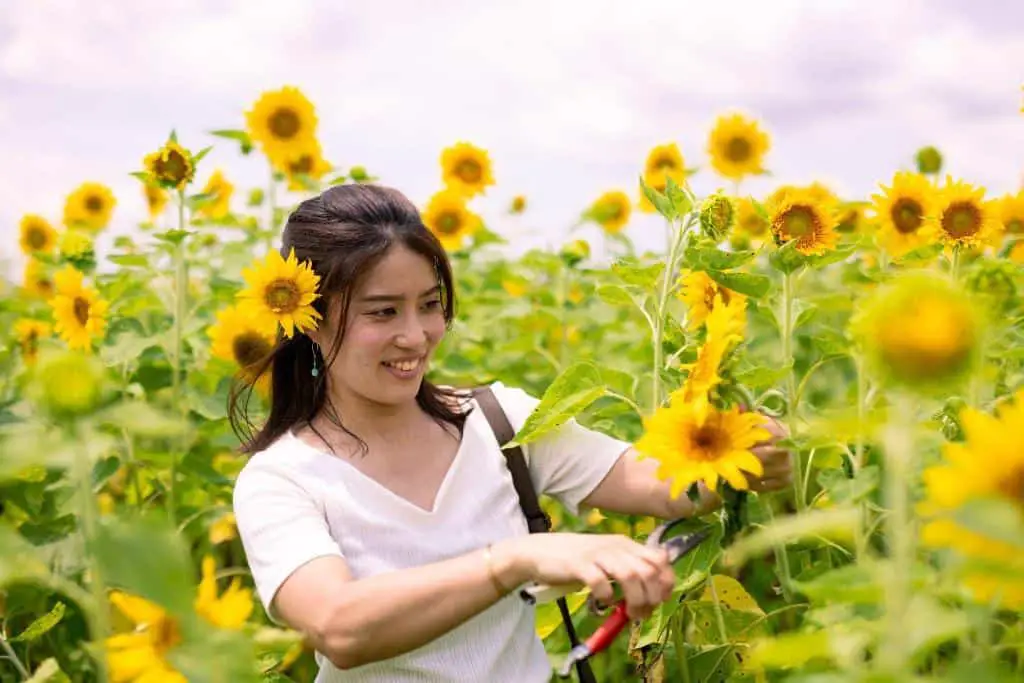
[285,411,476,517]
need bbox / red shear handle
[583,602,631,656]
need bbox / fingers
[595,542,675,620]
[576,563,615,606]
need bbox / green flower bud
[915,146,943,175]
[699,193,736,242]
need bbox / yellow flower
[209,513,238,545]
[639,143,686,213]
[281,140,332,191]
[440,142,495,198]
[246,86,319,164]
[853,272,982,391]
[63,182,116,232]
[502,278,529,298]
[422,189,481,251]
[105,592,185,683]
[588,190,632,234]
[22,259,54,299]
[734,198,769,240]
[634,400,771,497]
[144,140,196,191]
[509,195,527,215]
[207,304,277,392]
[144,183,168,222]
[870,172,939,258]
[996,191,1024,237]
[934,177,1001,250]
[237,249,322,339]
[676,271,744,331]
[707,113,770,181]
[919,390,1024,609]
[14,319,51,365]
[672,293,746,407]
[19,214,57,255]
[49,266,109,351]
[59,229,94,260]
[768,186,839,255]
[1010,240,1024,264]
[196,169,234,219]
[836,203,867,234]
[194,556,254,629]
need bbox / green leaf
[535,590,588,640]
[731,364,792,391]
[11,601,66,642]
[807,244,856,270]
[154,229,192,245]
[768,241,808,274]
[639,175,676,220]
[192,145,213,164]
[685,602,765,645]
[209,129,251,144]
[704,270,772,298]
[612,259,665,288]
[723,507,859,568]
[94,401,185,439]
[791,564,883,605]
[904,594,970,665]
[689,245,756,271]
[510,362,610,446]
[107,253,150,267]
[794,302,818,329]
[101,330,160,367]
[816,466,878,505]
[25,659,70,683]
[595,283,639,307]
[93,516,195,616]
[186,192,217,211]
[664,176,694,217]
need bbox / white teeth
[384,359,420,372]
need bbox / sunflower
[105,592,185,683]
[22,259,54,299]
[635,399,770,497]
[440,142,495,198]
[509,195,527,215]
[672,293,746,406]
[588,190,632,233]
[1011,241,1024,264]
[144,140,196,191]
[870,172,939,258]
[919,390,1024,609]
[676,270,744,331]
[707,113,770,181]
[734,198,769,240]
[422,189,481,251]
[237,249,322,339]
[193,555,254,629]
[934,177,1001,250]
[209,513,238,545]
[835,203,868,234]
[63,182,116,232]
[49,266,109,351]
[207,304,277,392]
[640,143,686,213]
[699,193,736,241]
[245,86,319,163]
[995,191,1024,238]
[196,169,234,219]
[767,186,839,255]
[18,214,57,255]
[281,140,332,191]
[852,272,981,391]
[144,183,168,222]
[59,229,94,262]
[14,319,51,365]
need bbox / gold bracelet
[483,544,511,596]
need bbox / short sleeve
[232,462,345,623]
[488,382,629,515]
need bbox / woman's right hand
[494,532,676,620]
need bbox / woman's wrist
[487,537,531,591]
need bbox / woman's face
[316,244,448,407]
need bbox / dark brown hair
[228,184,470,456]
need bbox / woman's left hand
[747,416,793,493]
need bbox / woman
[230,184,792,682]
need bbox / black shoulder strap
[472,385,597,683]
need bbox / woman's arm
[579,418,793,520]
[273,533,674,670]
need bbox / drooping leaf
[535,590,588,640]
[11,601,66,642]
[611,260,665,289]
[704,270,772,299]
[510,362,608,447]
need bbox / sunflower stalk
[168,190,188,526]
[651,215,692,413]
[853,353,870,560]
[0,634,30,680]
[780,270,805,512]
[267,164,278,253]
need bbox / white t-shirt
[232,381,629,683]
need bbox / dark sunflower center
[289,155,314,175]
[22,331,39,356]
[837,209,860,233]
[891,198,923,234]
[232,331,272,368]
[742,215,767,235]
[690,424,727,457]
[653,155,677,172]
[157,150,189,183]
[27,227,48,249]
[997,464,1024,503]
[781,206,818,238]
[436,212,462,235]
[264,279,301,313]
[38,278,53,295]
[153,617,182,653]
[456,159,482,183]
[73,297,90,326]
[84,195,104,214]
[942,201,981,239]
[1005,218,1023,235]
[605,201,625,221]
[268,108,301,139]
[724,136,752,163]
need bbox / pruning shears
[517,518,712,677]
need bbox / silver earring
[311,342,320,378]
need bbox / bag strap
[472,386,597,683]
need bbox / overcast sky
[1,0,1022,276]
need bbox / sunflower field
[2,84,1024,683]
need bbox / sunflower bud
[27,350,108,418]
[852,272,983,393]
[509,195,527,215]
[559,239,591,267]
[143,140,197,191]
[915,146,943,175]
[699,193,735,242]
[59,230,95,271]
[966,260,1017,311]
[349,165,369,182]
[247,188,265,207]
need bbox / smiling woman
[226,184,789,682]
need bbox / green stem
[0,634,30,680]
[853,354,870,560]
[950,244,962,282]
[651,218,688,413]
[557,265,569,369]
[267,166,278,252]
[780,271,805,512]
[74,425,110,681]
[877,393,915,675]
[674,607,691,683]
[168,190,187,526]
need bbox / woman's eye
[423,299,442,311]
[369,308,396,318]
